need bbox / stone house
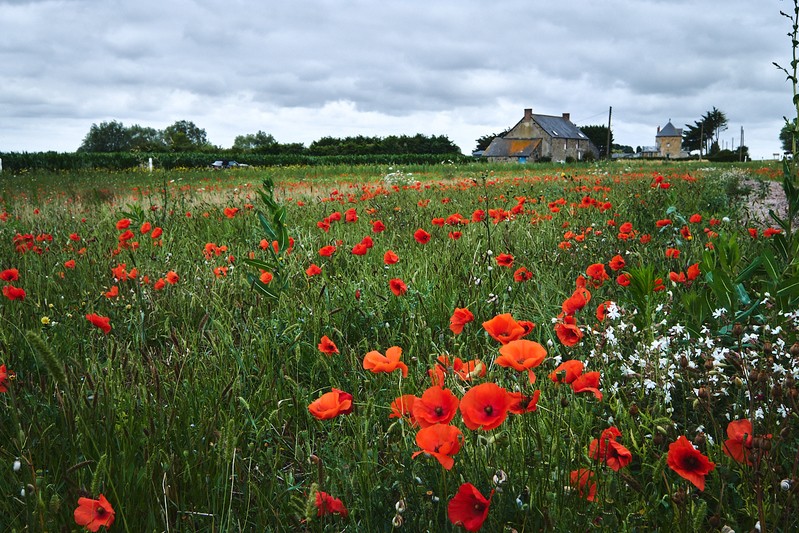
[655,120,682,158]
[483,108,599,163]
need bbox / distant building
[655,120,683,158]
[483,108,599,163]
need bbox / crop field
[0,160,798,531]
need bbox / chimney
[657,126,661,133]
[562,112,570,122]
[524,108,532,120]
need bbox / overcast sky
[0,0,794,159]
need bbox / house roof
[528,114,589,140]
[483,138,541,158]
[657,121,682,137]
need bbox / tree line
[77,120,461,156]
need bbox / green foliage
[578,124,613,157]
[682,107,729,154]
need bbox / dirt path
[741,178,790,227]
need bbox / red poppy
[585,263,609,286]
[655,218,672,227]
[482,313,527,345]
[496,339,547,383]
[723,419,762,465]
[687,263,701,281]
[589,427,632,471]
[669,271,687,284]
[308,388,354,420]
[507,389,540,414]
[223,207,239,218]
[667,435,715,491]
[383,250,399,265]
[549,360,584,384]
[689,213,702,223]
[389,278,407,296]
[318,335,339,355]
[363,346,408,377]
[1,268,20,281]
[389,394,418,426]
[453,358,486,381]
[555,315,583,347]
[74,494,115,532]
[139,221,152,234]
[496,253,514,267]
[360,235,373,249]
[372,220,386,233]
[513,266,533,282]
[616,273,631,286]
[413,385,459,427]
[562,287,591,315]
[2,285,26,301]
[344,208,358,223]
[306,264,322,277]
[351,242,369,256]
[449,231,462,240]
[447,482,493,531]
[85,313,111,334]
[154,278,166,291]
[569,469,596,501]
[151,227,163,239]
[449,307,474,334]
[413,228,431,244]
[318,245,337,257]
[104,286,119,298]
[412,423,463,470]
[571,371,602,400]
[595,300,613,322]
[315,491,348,518]
[258,271,273,284]
[115,218,131,230]
[0,364,11,393]
[472,209,486,222]
[460,382,512,431]
[608,254,625,271]
[665,247,680,259]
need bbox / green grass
[0,160,797,531]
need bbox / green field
[1,160,797,531]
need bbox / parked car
[211,160,248,169]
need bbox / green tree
[579,125,613,158]
[780,119,799,153]
[128,125,166,151]
[683,107,728,155]
[163,120,211,152]
[78,120,132,152]
[232,131,279,154]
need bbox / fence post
[148,157,153,172]
[0,158,3,173]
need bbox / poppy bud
[629,404,639,416]
[355,289,361,300]
[791,342,799,358]
[773,383,783,399]
[763,341,772,355]
[679,356,689,369]
[561,397,570,408]
[704,359,715,371]
[698,387,709,399]
[749,370,759,382]
[671,488,687,506]
[732,322,744,337]
[693,432,706,446]
[653,433,664,446]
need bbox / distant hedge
[0,151,472,172]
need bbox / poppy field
[1,160,799,531]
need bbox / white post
[148,157,153,172]
[0,158,3,173]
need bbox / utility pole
[606,106,612,159]
[700,122,704,159]
[740,126,744,161]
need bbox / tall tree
[232,131,279,154]
[78,120,132,152]
[683,107,728,155]
[163,120,211,152]
[579,125,613,158]
[780,119,799,153]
